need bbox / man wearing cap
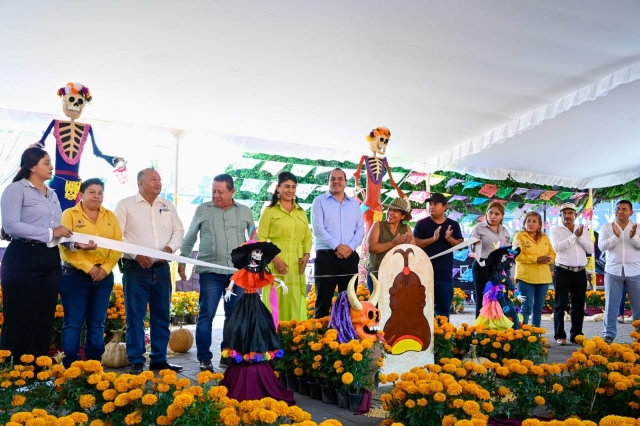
[549,202,593,345]
[598,200,640,343]
[178,174,254,371]
[311,168,365,318]
[413,193,464,319]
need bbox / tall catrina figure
[219,232,295,404]
[33,82,125,210]
[354,127,406,250]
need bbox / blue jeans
[434,281,454,319]
[196,272,244,361]
[603,271,640,340]
[517,280,549,327]
[123,260,171,365]
[59,267,114,367]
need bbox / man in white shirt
[549,203,593,345]
[598,200,640,343]
[114,168,185,374]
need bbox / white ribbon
[49,234,237,271]
[428,237,479,260]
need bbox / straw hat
[383,197,412,221]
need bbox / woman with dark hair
[58,178,122,367]
[0,147,72,361]
[470,201,512,317]
[258,171,312,321]
[513,211,556,327]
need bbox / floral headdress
[366,126,391,142]
[57,82,92,102]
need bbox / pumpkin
[102,328,128,368]
[463,344,489,365]
[168,323,194,353]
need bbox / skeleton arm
[224,281,237,302]
[353,155,367,195]
[88,127,125,167]
[30,120,55,148]
[384,158,406,198]
[275,278,288,294]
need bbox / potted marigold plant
[585,289,605,315]
[543,288,555,313]
[170,292,189,325]
[451,287,467,313]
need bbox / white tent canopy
[1,0,639,188]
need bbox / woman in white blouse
[470,201,512,317]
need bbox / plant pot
[285,374,299,392]
[298,377,310,396]
[320,384,337,404]
[336,388,349,409]
[187,314,198,324]
[585,307,603,316]
[171,316,185,325]
[348,391,364,412]
[308,381,322,400]
[277,372,287,388]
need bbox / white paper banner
[240,178,267,194]
[267,181,277,193]
[295,184,318,200]
[342,168,358,179]
[314,166,334,177]
[290,164,315,178]
[299,203,312,211]
[260,160,286,176]
[231,158,261,170]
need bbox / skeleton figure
[34,82,125,210]
[354,127,406,250]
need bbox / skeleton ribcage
[58,121,84,159]
[367,157,384,180]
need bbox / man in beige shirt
[114,168,184,374]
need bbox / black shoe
[149,361,183,372]
[128,363,145,375]
[219,357,231,368]
[200,359,214,371]
[603,336,614,344]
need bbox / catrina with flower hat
[219,227,295,404]
[32,82,126,210]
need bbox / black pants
[553,266,587,340]
[314,250,360,318]
[472,259,490,317]
[0,240,61,362]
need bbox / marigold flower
[534,396,545,405]
[352,353,363,361]
[20,354,35,363]
[125,411,143,425]
[341,372,354,385]
[79,394,96,409]
[70,412,88,424]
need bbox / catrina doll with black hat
[218,228,295,404]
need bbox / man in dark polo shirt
[413,193,464,319]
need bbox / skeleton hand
[224,288,236,302]
[276,279,288,295]
[353,185,365,198]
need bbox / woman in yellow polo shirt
[59,178,122,367]
[513,211,556,327]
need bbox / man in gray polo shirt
[178,174,254,371]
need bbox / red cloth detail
[230,269,276,293]
[220,362,295,405]
[355,390,372,415]
[403,266,410,276]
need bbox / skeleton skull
[366,127,391,157]
[347,274,383,341]
[251,249,263,262]
[62,93,87,120]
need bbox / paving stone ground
[113,305,636,426]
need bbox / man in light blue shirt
[311,168,365,318]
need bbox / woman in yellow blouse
[513,211,556,327]
[259,172,312,321]
[59,178,122,367]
